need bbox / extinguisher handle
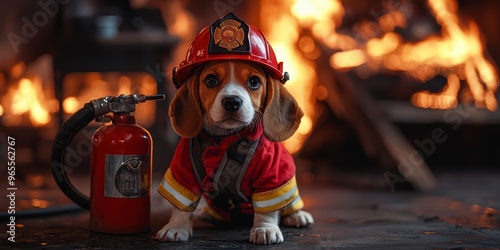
[51,102,95,210]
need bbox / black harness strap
[189,135,261,204]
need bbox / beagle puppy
[155,60,313,245]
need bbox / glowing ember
[412,74,460,109]
[62,97,80,114]
[30,198,49,209]
[330,49,366,69]
[10,62,25,78]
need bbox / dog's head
[169,60,303,142]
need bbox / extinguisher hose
[51,102,95,210]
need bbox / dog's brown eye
[247,76,261,90]
[205,74,219,88]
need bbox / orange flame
[1,56,58,127]
[10,62,25,78]
[260,0,335,153]
[411,74,460,109]
[6,78,53,126]
[327,0,498,110]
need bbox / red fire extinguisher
[51,94,165,234]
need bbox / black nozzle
[145,94,166,101]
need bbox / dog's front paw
[155,223,192,242]
[282,210,314,228]
[249,223,284,245]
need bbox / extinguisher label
[104,154,150,198]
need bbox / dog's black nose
[222,95,243,113]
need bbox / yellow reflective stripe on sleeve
[281,195,304,216]
[252,177,297,201]
[158,168,200,211]
[252,177,299,213]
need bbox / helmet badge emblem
[209,12,250,54]
[213,19,245,51]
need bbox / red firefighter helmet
[172,12,289,88]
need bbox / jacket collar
[200,122,263,146]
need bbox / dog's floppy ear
[169,71,203,138]
[262,76,304,142]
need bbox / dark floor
[1,170,500,249]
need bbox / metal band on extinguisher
[104,154,150,198]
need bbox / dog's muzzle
[222,95,243,113]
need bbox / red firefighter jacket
[158,123,304,220]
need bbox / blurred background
[0,0,499,202]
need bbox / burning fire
[259,0,498,152]
[260,0,346,153]
[2,77,57,127]
[327,0,498,110]
[1,70,157,127]
[1,56,59,127]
